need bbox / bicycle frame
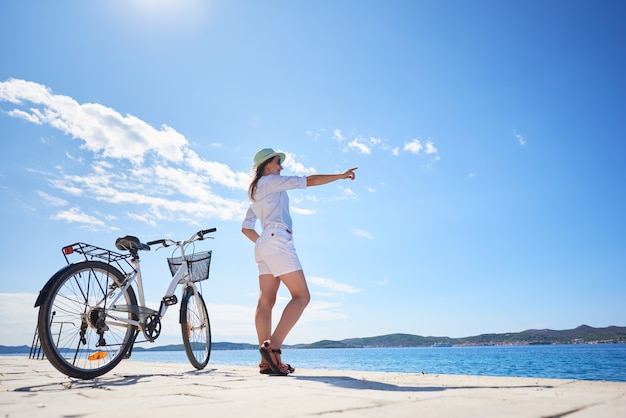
[103,247,198,337]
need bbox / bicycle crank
[142,314,161,341]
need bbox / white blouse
[242,174,307,232]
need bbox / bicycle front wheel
[37,260,138,379]
[180,285,211,369]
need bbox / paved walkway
[1,356,624,417]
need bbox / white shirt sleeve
[242,206,257,230]
[255,175,307,197]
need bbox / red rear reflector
[63,246,74,255]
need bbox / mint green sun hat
[253,148,286,168]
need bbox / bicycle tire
[37,260,138,379]
[180,286,211,369]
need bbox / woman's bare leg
[269,269,310,349]
[256,274,280,347]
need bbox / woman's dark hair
[248,157,275,201]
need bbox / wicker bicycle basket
[167,251,212,283]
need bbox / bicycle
[34,228,216,379]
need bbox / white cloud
[282,151,316,175]
[37,190,68,207]
[339,187,358,199]
[7,108,41,123]
[347,138,371,154]
[206,303,257,342]
[424,141,438,154]
[52,207,106,227]
[404,138,439,165]
[185,149,250,190]
[332,129,347,142]
[0,78,255,228]
[514,131,527,146]
[291,206,316,215]
[127,212,157,226]
[311,128,439,160]
[0,293,40,346]
[404,138,423,154]
[376,278,390,286]
[211,296,354,335]
[300,300,349,322]
[353,228,374,239]
[308,276,361,294]
[64,151,85,165]
[328,186,359,202]
[0,79,188,166]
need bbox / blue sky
[1,0,625,347]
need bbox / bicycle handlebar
[147,228,216,248]
[197,228,217,239]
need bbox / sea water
[126,343,626,382]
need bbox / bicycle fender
[34,263,79,308]
[34,260,126,307]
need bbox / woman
[241,148,357,375]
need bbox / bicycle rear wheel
[180,285,211,369]
[37,260,138,379]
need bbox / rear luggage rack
[61,242,135,275]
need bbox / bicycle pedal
[162,295,178,306]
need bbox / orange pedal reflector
[88,351,108,361]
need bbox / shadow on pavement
[292,375,554,393]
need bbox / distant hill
[3,325,624,353]
[0,342,258,354]
[133,342,258,351]
[0,345,30,354]
[456,325,626,346]
[300,325,626,348]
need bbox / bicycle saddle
[115,235,150,252]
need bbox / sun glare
[133,0,201,17]
[113,0,208,29]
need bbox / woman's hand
[342,167,358,180]
[241,227,260,243]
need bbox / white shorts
[254,225,302,277]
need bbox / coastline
[111,344,626,382]
[2,356,625,417]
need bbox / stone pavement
[1,356,624,417]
